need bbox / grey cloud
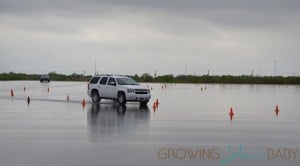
[2,0,300,30]
[0,0,299,75]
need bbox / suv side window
[108,77,116,86]
[100,77,108,85]
[90,77,100,84]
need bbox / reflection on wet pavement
[87,103,150,142]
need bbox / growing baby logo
[220,144,264,166]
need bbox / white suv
[87,75,151,105]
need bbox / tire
[118,92,127,105]
[92,91,100,103]
[140,100,149,106]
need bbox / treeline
[0,72,90,82]
[47,72,91,81]
[133,73,300,84]
[1,72,300,84]
[0,72,40,80]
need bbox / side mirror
[109,82,116,86]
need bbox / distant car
[87,74,151,106]
[40,74,51,82]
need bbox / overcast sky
[0,0,299,76]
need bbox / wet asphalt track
[0,81,299,166]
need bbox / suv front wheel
[92,91,100,103]
[118,92,127,105]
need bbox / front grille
[135,89,149,94]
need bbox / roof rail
[94,74,130,77]
[95,74,112,76]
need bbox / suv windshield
[116,77,139,85]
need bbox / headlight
[127,89,135,93]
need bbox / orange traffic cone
[152,102,157,112]
[275,105,280,117]
[10,89,14,97]
[27,96,31,105]
[229,107,234,121]
[155,98,159,106]
[81,99,86,106]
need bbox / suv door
[99,77,108,97]
[106,77,118,98]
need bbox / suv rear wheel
[118,92,126,105]
[92,90,100,103]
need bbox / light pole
[184,59,187,76]
[274,60,277,76]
